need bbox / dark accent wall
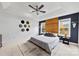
[58,13,78,43]
[39,20,45,35]
[39,12,79,43]
[77,13,79,44]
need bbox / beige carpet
[51,42,79,56]
[0,41,79,56]
[18,41,79,56]
[18,41,50,56]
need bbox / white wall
[0,12,39,47]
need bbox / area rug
[18,41,50,56]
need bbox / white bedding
[30,35,59,54]
[32,35,59,43]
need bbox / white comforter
[34,35,59,49]
[31,35,59,54]
[33,35,59,43]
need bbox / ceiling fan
[28,4,46,15]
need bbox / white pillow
[52,33,58,37]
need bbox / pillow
[44,33,56,37]
[52,33,58,37]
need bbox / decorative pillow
[44,33,56,37]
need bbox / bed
[29,34,59,54]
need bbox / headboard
[39,17,58,35]
[45,17,58,33]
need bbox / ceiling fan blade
[40,11,46,13]
[39,5,44,9]
[28,5,37,10]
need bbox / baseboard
[69,42,79,47]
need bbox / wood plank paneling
[45,17,58,33]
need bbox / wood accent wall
[45,17,58,33]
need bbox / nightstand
[63,37,70,45]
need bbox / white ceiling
[0,2,79,20]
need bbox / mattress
[30,35,59,54]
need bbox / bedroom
[0,2,79,56]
